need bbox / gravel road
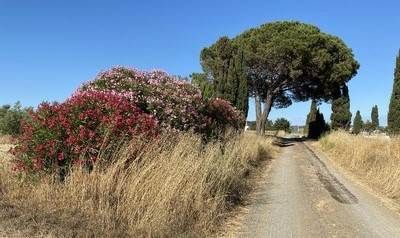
[235,140,400,238]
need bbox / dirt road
[235,140,400,238]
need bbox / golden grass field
[0,133,274,237]
[319,131,400,203]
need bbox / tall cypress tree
[388,50,400,134]
[305,100,317,136]
[331,84,352,130]
[353,110,363,135]
[200,37,249,117]
[224,51,249,115]
[371,105,379,130]
[225,58,236,103]
[235,50,249,116]
[306,100,328,139]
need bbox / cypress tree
[215,67,227,98]
[353,110,363,135]
[218,49,249,116]
[204,37,232,99]
[225,58,236,103]
[331,84,352,130]
[371,105,379,130]
[201,37,249,117]
[305,100,317,136]
[307,100,328,139]
[235,51,249,116]
[388,50,400,134]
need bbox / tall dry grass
[319,131,400,201]
[0,132,273,237]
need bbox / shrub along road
[235,139,400,237]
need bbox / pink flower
[57,152,64,161]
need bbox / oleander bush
[82,67,245,133]
[81,67,205,131]
[12,90,158,175]
[12,67,245,175]
[200,98,246,138]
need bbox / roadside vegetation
[0,132,273,237]
[317,51,400,204]
[319,131,400,203]
[0,65,274,237]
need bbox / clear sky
[1,0,399,125]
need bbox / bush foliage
[273,118,291,132]
[13,90,158,174]
[0,102,30,136]
[82,67,204,131]
[82,67,245,136]
[13,67,245,174]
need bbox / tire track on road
[303,142,358,204]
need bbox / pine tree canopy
[200,21,359,135]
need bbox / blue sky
[0,0,399,125]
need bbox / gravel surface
[236,141,400,238]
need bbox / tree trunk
[255,95,263,134]
[255,93,273,135]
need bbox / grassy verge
[319,131,400,202]
[0,133,273,237]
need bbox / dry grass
[0,132,273,237]
[319,131,400,201]
[0,135,13,145]
[0,135,13,153]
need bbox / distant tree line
[350,50,400,136]
[247,117,291,133]
[351,105,380,135]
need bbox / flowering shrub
[82,67,204,131]
[13,90,157,174]
[82,67,245,134]
[13,66,245,175]
[199,98,246,138]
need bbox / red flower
[57,152,64,161]
[13,89,159,174]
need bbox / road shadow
[271,136,307,147]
